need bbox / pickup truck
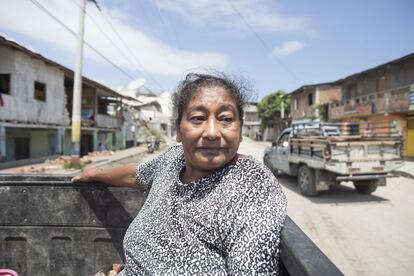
[263,120,404,196]
[0,175,342,276]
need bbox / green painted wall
[63,129,126,154]
[115,130,124,150]
[30,130,56,158]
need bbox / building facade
[0,36,126,164]
[288,53,414,157]
[242,103,262,140]
[290,83,342,121]
[329,53,414,157]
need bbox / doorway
[15,138,30,160]
[80,134,93,157]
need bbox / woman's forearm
[72,164,139,189]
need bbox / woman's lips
[197,147,224,154]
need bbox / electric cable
[89,0,166,91]
[226,0,301,82]
[30,0,137,82]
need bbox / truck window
[278,133,290,147]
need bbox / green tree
[258,90,290,125]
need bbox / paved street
[237,138,414,276]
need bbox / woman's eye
[221,117,234,123]
[190,116,204,123]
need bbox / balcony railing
[329,83,413,120]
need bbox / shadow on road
[391,170,414,179]
[276,174,389,204]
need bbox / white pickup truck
[263,120,404,196]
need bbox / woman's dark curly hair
[172,72,252,127]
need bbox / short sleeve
[221,167,287,275]
[136,145,181,189]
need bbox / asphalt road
[238,138,414,276]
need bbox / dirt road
[114,139,414,275]
[237,138,414,276]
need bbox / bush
[63,159,85,170]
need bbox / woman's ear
[176,129,182,142]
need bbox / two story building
[242,103,262,140]
[121,84,175,144]
[289,53,414,157]
[290,83,342,121]
[0,35,127,164]
[328,54,414,156]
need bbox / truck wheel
[354,180,378,194]
[298,165,317,196]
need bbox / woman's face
[177,86,242,175]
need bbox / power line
[153,3,178,49]
[68,0,164,91]
[132,0,177,77]
[226,0,301,82]
[90,1,166,91]
[30,0,137,82]
[69,0,142,77]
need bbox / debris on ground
[9,151,115,174]
[87,150,115,157]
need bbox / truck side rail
[292,120,402,139]
[280,216,343,276]
[0,175,342,276]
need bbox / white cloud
[0,0,228,78]
[154,0,311,34]
[272,40,306,57]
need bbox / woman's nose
[203,119,220,140]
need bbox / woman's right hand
[71,164,138,188]
[71,167,103,183]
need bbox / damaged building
[0,35,128,165]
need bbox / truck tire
[354,180,378,194]
[298,165,318,197]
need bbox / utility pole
[71,0,86,158]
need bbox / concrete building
[242,103,262,140]
[289,83,342,121]
[288,53,414,157]
[120,85,175,144]
[329,53,414,157]
[0,35,126,165]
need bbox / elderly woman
[74,73,287,275]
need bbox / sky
[0,0,413,100]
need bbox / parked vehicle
[264,120,404,196]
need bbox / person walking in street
[73,72,287,275]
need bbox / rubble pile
[87,150,115,157]
[12,152,112,174]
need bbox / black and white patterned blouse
[119,145,287,275]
